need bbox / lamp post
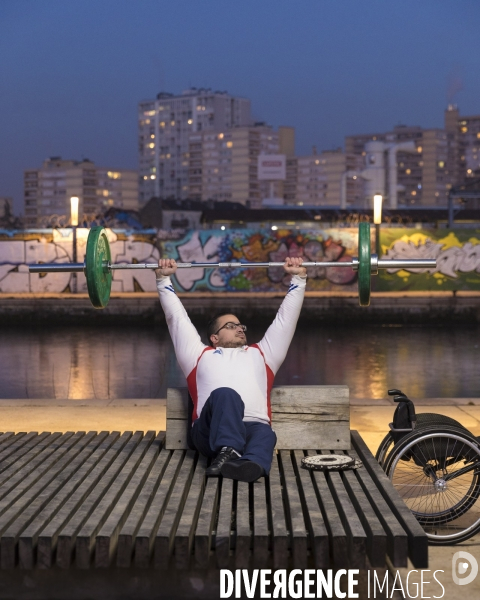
[70,196,79,293]
[373,194,383,257]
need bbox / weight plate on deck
[358,222,371,307]
[301,454,357,471]
[85,227,112,309]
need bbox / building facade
[188,124,280,207]
[138,88,251,205]
[23,158,138,227]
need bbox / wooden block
[252,479,269,568]
[275,420,350,450]
[94,432,163,568]
[174,454,207,570]
[116,438,169,569]
[235,481,251,569]
[293,451,329,569]
[194,475,220,570]
[271,385,349,408]
[18,431,110,570]
[268,452,288,569]
[350,431,428,569]
[215,477,234,570]
[36,431,121,569]
[279,451,308,568]
[134,450,184,568]
[154,451,196,569]
[54,432,133,569]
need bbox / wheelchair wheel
[384,426,480,545]
[375,413,468,469]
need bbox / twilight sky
[1,0,480,214]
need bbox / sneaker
[205,447,240,476]
[221,459,265,483]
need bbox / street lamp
[70,196,79,292]
[373,194,383,256]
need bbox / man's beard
[217,338,247,348]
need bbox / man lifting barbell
[155,256,307,483]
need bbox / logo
[452,551,478,586]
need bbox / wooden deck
[0,429,428,599]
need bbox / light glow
[373,194,383,224]
[70,196,79,227]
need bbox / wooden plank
[271,385,349,408]
[275,422,350,450]
[0,433,18,450]
[0,431,88,569]
[347,448,408,568]
[165,420,189,450]
[95,432,164,568]
[279,451,308,568]
[193,475,220,570]
[215,477,234,570]
[235,481,251,569]
[351,431,428,569]
[133,450,184,568]
[72,431,148,569]
[0,432,51,482]
[0,433,69,513]
[338,455,387,568]
[116,440,169,569]
[18,431,110,570]
[34,431,121,569]
[154,451,196,568]
[74,431,156,569]
[268,452,288,569]
[54,432,135,569]
[273,407,349,421]
[174,454,207,570]
[307,450,348,568]
[320,450,367,569]
[253,478,269,568]
[293,451,329,569]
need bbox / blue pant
[191,387,276,474]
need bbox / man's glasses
[214,322,247,335]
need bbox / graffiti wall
[376,228,480,292]
[0,227,479,294]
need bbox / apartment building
[188,124,280,207]
[445,105,480,186]
[345,125,451,207]
[24,157,138,227]
[138,88,251,205]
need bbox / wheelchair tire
[384,425,480,545]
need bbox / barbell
[28,223,436,309]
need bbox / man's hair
[207,312,239,341]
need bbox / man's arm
[156,259,206,378]
[257,258,307,374]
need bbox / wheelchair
[375,389,480,545]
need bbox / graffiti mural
[376,228,480,291]
[1,227,479,294]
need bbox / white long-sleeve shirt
[157,274,306,425]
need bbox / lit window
[188,119,193,125]
[226,141,233,148]
[461,127,468,133]
[160,122,165,127]
[467,169,472,174]
[411,190,416,196]
[271,225,278,231]
[353,175,357,180]
[218,133,224,139]
[477,133,480,139]
[150,175,156,179]
[103,190,109,197]
[145,110,155,117]
[372,136,377,140]
[149,143,155,149]
[150,134,155,139]
[171,121,175,126]
[438,161,445,168]
[315,160,319,165]
[145,119,150,125]
[107,171,121,179]
[417,146,422,153]
[143,176,148,180]
[405,169,411,174]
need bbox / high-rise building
[445,105,480,186]
[138,88,251,205]
[188,123,280,207]
[23,158,138,227]
[345,125,451,207]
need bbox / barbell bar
[28,223,437,309]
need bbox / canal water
[1,321,479,400]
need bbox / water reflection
[0,322,478,399]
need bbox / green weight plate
[85,227,112,309]
[358,222,371,307]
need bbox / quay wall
[0,291,479,323]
